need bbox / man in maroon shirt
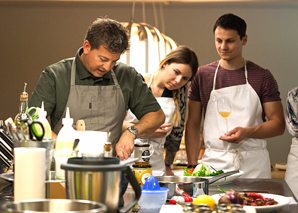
[185,13,285,178]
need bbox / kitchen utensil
[15,120,45,141]
[3,199,107,213]
[0,140,13,160]
[61,157,141,213]
[174,170,245,185]
[155,170,239,199]
[138,175,168,209]
[76,120,85,131]
[0,129,14,149]
[73,139,80,151]
[0,154,12,170]
[6,123,18,142]
[120,157,139,165]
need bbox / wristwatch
[127,126,138,139]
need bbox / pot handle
[208,170,239,185]
[119,166,142,213]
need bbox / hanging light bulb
[119,3,177,75]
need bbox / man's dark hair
[85,17,129,54]
[213,13,247,40]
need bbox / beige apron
[53,59,126,152]
[202,60,271,178]
[125,73,175,172]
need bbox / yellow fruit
[193,195,216,210]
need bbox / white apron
[53,58,126,153]
[202,60,271,178]
[285,137,298,199]
[125,74,176,173]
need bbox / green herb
[217,185,227,193]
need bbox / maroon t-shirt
[188,60,281,121]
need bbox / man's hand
[115,130,135,160]
[146,123,172,138]
[219,127,247,143]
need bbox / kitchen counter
[0,175,296,213]
[124,178,298,213]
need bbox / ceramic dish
[173,170,244,185]
[211,193,290,213]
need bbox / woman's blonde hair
[158,45,198,127]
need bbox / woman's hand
[145,123,172,138]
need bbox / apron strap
[212,59,248,91]
[148,72,154,88]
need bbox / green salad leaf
[181,164,224,177]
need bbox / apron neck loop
[212,59,248,91]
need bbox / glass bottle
[14,83,31,124]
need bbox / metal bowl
[3,199,107,213]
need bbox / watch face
[128,126,138,138]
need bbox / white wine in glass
[217,97,232,136]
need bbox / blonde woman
[124,45,198,175]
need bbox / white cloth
[125,74,176,172]
[202,60,271,178]
[285,138,298,199]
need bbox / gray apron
[53,58,126,153]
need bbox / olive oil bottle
[14,83,31,125]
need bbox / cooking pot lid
[61,157,126,172]
[67,157,120,165]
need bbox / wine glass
[217,96,232,136]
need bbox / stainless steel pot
[61,157,141,213]
[4,199,107,213]
[155,170,239,199]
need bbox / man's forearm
[185,125,201,165]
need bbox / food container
[155,170,239,199]
[3,199,107,213]
[138,175,168,209]
[132,164,152,186]
[134,143,153,165]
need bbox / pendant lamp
[119,2,178,75]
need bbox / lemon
[193,195,216,210]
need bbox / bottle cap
[20,82,28,101]
[38,101,47,119]
[62,107,73,125]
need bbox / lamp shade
[119,22,177,75]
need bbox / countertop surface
[124,178,298,213]
[0,174,296,213]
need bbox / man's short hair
[85,17,129,54]
[213,13,247,40]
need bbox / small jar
[104,142,113,157]
[134,144,151,165]
[132,164,152,186]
